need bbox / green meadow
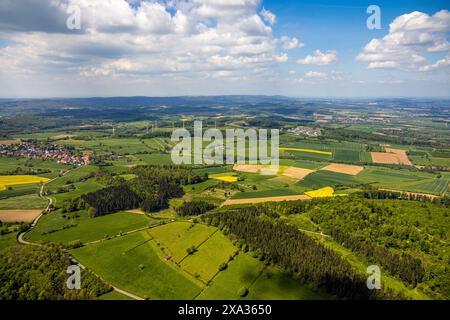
[26,211,152,244]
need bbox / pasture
[0,194,47,210]
[26,211,152,244]
[297,171,359,189]
[181,231,237,282]
[245,266,325,300]
[71,231,202,299]
[148,222,216,263]
[197,253,265,300]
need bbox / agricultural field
[26,211,152,244]
[0,175,49,190]
[297,171,359,190]
[305,187,341,198]
[1,95,449,301]
[180,231,237,282]
[0,194,47,210]
[71,231,202,300]
[147,222,217,263]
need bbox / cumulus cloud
[297,50,337,65]
[280,36,304,50]
[419,54,450,72]
[357,10,450,71]
[0,0,288,85]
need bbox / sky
[0,0,449,98]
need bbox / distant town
[0,141,90,166]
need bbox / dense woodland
[222,196,449,299]
[175,200,216,216]
[208,207,400,300]
[0,245,111,300]
[70,166,208,216]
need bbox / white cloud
[0,0,288,88]
[357,10,450,71]
[419,54,450,72]
[260,7,276,26]
[304,71,327,79]
[297,50,337,65]
[280,36,304,50]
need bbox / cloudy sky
[0,0,449,98]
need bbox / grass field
[26,211,152,244]
[71,231,202,299]
[181,231,237,282]
[148,222,216,263]
[401,178,448,195]
[245,266,326,300]
[297,171,359,189]
[197,252,265,300]
[333,149,360,162]
[0,183,39,199]
[0,194,47,210]
[0,158,68,178]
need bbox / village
[0,141,90,166]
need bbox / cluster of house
[288,126,321,137]
[0,142,90,166]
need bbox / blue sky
[0,0,448,98]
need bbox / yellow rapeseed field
[209,173,238,183]
[279,147,332,156]
[305,187,336,198]
[0,175,50,190]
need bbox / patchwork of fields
[70,221,319,300]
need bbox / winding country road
[16,166,144,301]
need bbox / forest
[216,195,449,299]
[207,207,401,300]
[0,245,111,300]
[70,166,208,216]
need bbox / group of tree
[0,245,111,300]
[175,200,216,216]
